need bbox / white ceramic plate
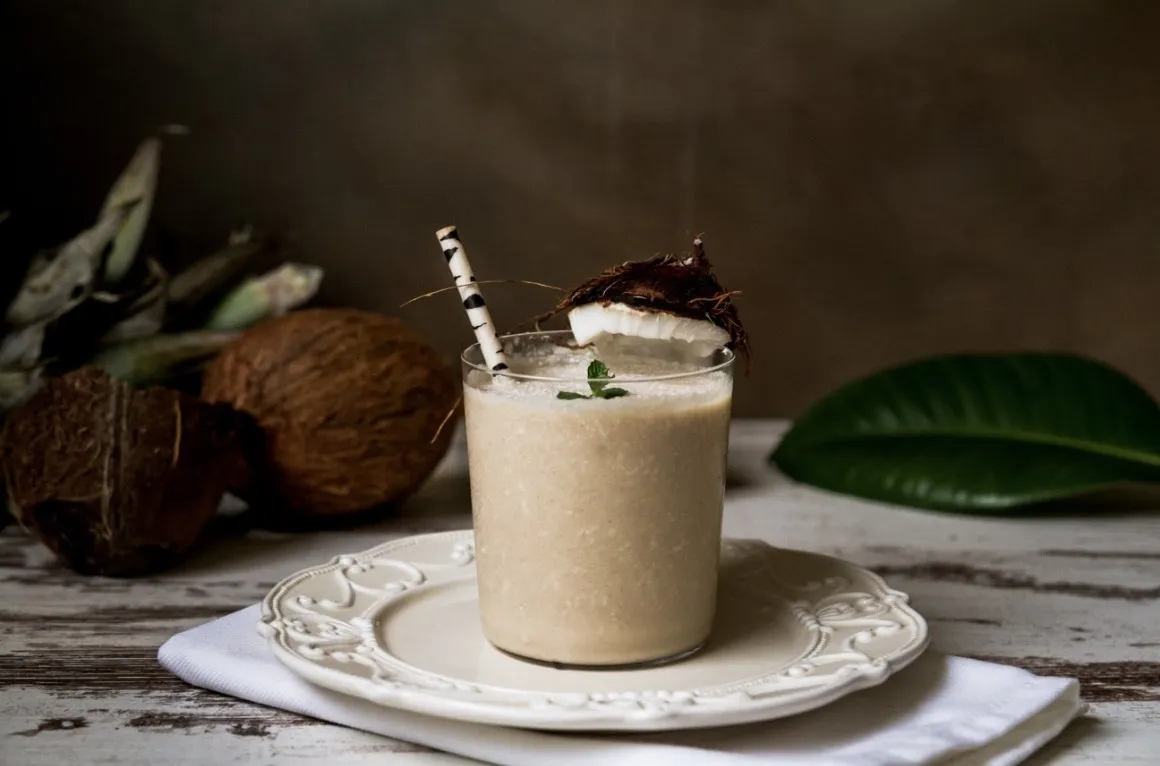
[258,530,929,732]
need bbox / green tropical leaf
[769,353,1160,512]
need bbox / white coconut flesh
[567,302,729,354]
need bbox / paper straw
[436,225,508,372]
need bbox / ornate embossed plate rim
[258,530,930,732]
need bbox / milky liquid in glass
[462,332,734,667]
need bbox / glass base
[491,640,706,671]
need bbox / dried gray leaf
[0,367,43,411]
[166,239,266,315]
[100,259,169,344]
[91,330,239,386]
[100,303,165,345]
[100,137,160,285]
[0,323,46,368]
[228,224,253,245]
[4,205,128,327]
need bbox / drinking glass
[461,330,735,667]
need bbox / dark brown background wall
[4,1,1160,417]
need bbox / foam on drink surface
[467,338,730,406]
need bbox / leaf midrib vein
[792,427,1160,467]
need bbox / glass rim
[460,329,736,383]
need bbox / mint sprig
[556,359,631,401]
[587,360,610,395]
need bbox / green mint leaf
[587,359,612,395]
[557,391,590,400]
[598,387,630,399]
[587,360,610,379]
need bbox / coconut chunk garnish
[568,302,730,347]
[546,238,749,365]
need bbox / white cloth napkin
[159,605,1083,766]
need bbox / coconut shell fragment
[201,308,460,520]
[544,238,749,365]
[0,366,242,576]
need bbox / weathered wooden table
[1,421,1156,764]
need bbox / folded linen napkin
[159,605,1083,766]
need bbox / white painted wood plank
[2,420,1156,763]
[0,697,465,765]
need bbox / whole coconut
[1,366,242,576]
[201,308,459,519]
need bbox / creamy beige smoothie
[462,331,734,667]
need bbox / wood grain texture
[2,421,1158,764]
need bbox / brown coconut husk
[200,308,460,523]
[534,238,749,366]
[0,366,243,576]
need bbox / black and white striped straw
[436,225,508,372]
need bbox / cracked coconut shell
[1,366,243,576]
[538,238,749,366]
[200,308,460,519]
